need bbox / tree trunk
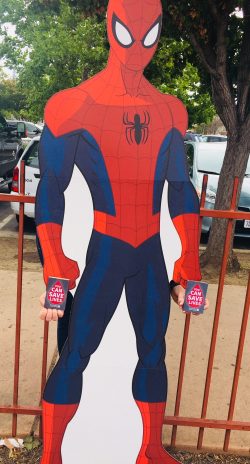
[200,132,250,271]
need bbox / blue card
[45,277,69,311]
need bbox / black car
[6,119,42,138]
[0,114,23,190]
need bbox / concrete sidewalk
[0,270,249,454]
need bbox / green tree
[0,70,26,117]
[0,2,108,120]
[146,38,215,126]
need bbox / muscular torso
[45,75,186,247]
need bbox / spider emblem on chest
[123,111,150,145]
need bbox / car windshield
[7,121,17,126]
[26,122,39,132]
[202,136,227,142]
[197,145,250,175]
[23,141,39,168]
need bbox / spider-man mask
[107,0,162,71]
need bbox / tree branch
[211,75,238,134]
[206,1,230,77]
[188,32,217,76]
[237,0,250,122]
[207,0,222,24]
[243,111,250,147]
[169,4,216,75]
[215,18,227,72]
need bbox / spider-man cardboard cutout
[36,0,202,462]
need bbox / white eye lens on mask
[142,17,162,48]
[112,14,134,48]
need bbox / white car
[184,141,250,237]
[10,136,40,220]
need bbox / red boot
[136,401,181,464]
[41,400,78,464]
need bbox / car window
[0,121,6,132]
[26,122,37,132]
[203,136,227,142]
[184,144,194,178]
[198,147,250,175]
[6,121,18,135]
[198,146,225,173]
[23,141,39,168]
[0,115,7,131]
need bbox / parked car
[185,141,250,237]
[10,136,40,220]
[0,114,23,191]
[184,132,203,142]
[6,120,42,138]
[201,134,227,142]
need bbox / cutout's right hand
[39,292,64,321]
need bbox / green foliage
[1,2,108,120]
[0,70,26,117]
[23,435,41,451]
[158,63,215,126]
[147,39,215,126]
[20,5,108,120]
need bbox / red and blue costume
[36,0,201,462]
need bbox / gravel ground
[0,446,250,463]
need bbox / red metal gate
[0,164,249,453]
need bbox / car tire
[200,230,209,244]
[16,214,35,228]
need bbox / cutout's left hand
[171,285,209,315]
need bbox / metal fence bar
[0,193,35,204]
[199,175,208,236]
[40,322,49,397]
[170,315,191,446]
[200,209,250,220]
[12,161,25,437]
[39,321,50,437]
[0,406,42,415]
[1,196,250,221]
[197,177,240,449]
[165,416,250,431]
[223,274,250,451]
[170,175,208,447]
